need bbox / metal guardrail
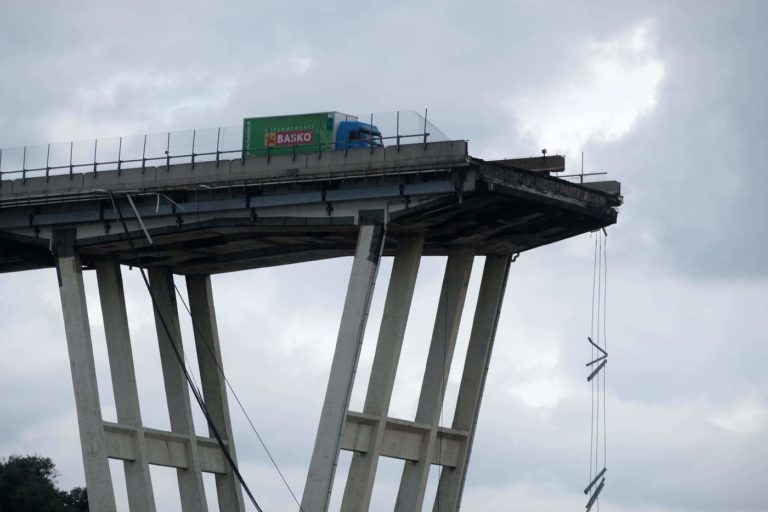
[0,110,447,183]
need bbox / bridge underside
[0,141,621,512]
[0,142,619,275]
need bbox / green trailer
[242,112,358,157]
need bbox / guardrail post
[69,142,73,179]
[191,130,196,170]
[45,144,51,182]
[423,108,428,148]
[396,111,401,151]
[117,137,123,175]
[215,128,221,168]
[165,132,171,171]
[22,146,27,182]
[141,135,147,174]
[93,139,98,177]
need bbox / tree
[0,455,88,512]
[61,487,89,512]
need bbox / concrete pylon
[433,254,512,511]
[148,268,208,512]
[186,274,246,512]
[302,224,385,512]
[56,253,117,512]
[96,259,156,512]
[395,248,474,511]
[341,235,425,511]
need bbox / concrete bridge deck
[0,140,620,274]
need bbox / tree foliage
[0,455,88,512]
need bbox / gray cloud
[2,1,767,511]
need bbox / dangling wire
[585,229,608,512]
[172,285,304,510]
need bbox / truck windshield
[354,129,383,147]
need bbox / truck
[242,112,383,157]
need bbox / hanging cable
[137,190,303,510]
[172,284,304,511]
[603,236,608,472]
[585,229,608,512]
[107,192,265,512]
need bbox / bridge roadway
[0,140,620,274]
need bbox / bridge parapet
[0,140,469,204]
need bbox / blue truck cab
[335,120,384,150]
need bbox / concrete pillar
[96,259,156,512]
[396,248,474,511]
[56,253,117,512]
[341,235,424,511]
[433,255,511,512]
[301,224,385,512]
[186,274,245,512]
[148,268,208,512]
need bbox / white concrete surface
[148,268,208,512]
[57,254,117,512]
[395,249,474,511]
[301,225,384,512]
[96,259,156,512]
[341,235,424,511]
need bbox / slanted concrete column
[96,259,156,512]
[396,248,474,511]
[341,235,424,511]
[56,253,117,512]
[433,254,511,511]
[302,224,385,512]
[186,274,245,512]
[148,268,208,512]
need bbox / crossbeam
[103,422,229,474]
[341,412,468,468]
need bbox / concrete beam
[103,422,228,474]
[433,255,511,512]
[341,235,424,511]
[148,268,208,512]
[341,412,467,468]
[96,259,156,512]
[186,274,245,512]
[396,248,474,511]
[56,254,117,512]
[301,224,384,512]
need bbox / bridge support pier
[186,274,246,512]
[148,268,209,512]
[395,248,474,511]
[302,224,386,512]
[304,244,511,512]
[55,238,244,512]
[96,259,156,512]
[57,253,118,512]
[341,234,425,511]
[433,254,512,511]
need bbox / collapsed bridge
[0,137,621,511]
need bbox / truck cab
[335,120,384,150]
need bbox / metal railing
[0,110,447,183]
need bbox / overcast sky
[1,1,767,511]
